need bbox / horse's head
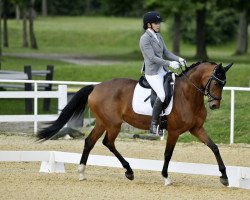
[203,63,233,110]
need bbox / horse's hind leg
[78,123,105,180]
[102,131,134,180]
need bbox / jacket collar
[146,29,161,47]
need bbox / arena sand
[0,134,249,200]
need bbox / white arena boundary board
[0,150,249,189]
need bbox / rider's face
[151,22,160,33]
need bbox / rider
[139,11,187,135]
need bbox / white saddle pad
[132,75,175,116]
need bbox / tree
[41,0,47,16]
[22,4,28,47]
[2,0,10,48]
[217,0,249,55]
[29,0,38,49]
[12,0,29,47]
[15,4,20,20]
[194,0,208,60]
[0,0,3,61]
[235,10,248,54]
[13,0,38,49]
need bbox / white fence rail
[0,80,99,133]
[223,87,250,144]
[0,150,249,189]
[0,80,249,144]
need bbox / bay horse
[37,61,233,186]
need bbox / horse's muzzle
[209,101,220,110]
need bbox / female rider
[139,11,187,135]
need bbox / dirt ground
[0,134,250,200]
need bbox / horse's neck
[176,67,207,106]
[182,65,212,89]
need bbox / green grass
[5,16,143,58]
[0,56,142,81]
[1,16,250,144]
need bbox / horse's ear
[215,63,222,71]
[217,63,222,68]
[224,63,233,72]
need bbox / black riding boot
[150,98,163,135]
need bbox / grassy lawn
[1,16,250,144]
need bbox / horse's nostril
[210,104,217,110]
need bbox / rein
[179,64,226,101]
[180,66,205,95]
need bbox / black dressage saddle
[138,73,174,111]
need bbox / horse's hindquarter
[88,78,151,130]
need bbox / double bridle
[180,65,226,102]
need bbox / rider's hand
[179,57,187,66]
[169,61,180,69]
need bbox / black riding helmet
[143,11,163,30]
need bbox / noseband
[181,65,226,102]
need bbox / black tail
[37,85,94,141]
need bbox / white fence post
[230,89,235,144]
[58,85,68,114]
[34,82,38,133]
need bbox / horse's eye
[214,82,218,86]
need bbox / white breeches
[145,66,167,103]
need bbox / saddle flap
[132,81,175,116]
[150,73,175,109]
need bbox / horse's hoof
[78,164,86,181]
[163,177,172,186]
[125,171,134,180]
[133,134,139,139]
[79,174,87,181]
[220,176,229,186]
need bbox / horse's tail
[37,85,94,141]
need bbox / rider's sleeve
[160,35,179,62]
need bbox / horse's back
[92,78,137,97]
[88,78,137,118]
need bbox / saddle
[138,73,174,111]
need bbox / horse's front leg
[162,132,179,185]
[190,126,229,186]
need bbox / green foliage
[46,0,85,16]
[33,0,144,17]
[181,9,238,45]
[101,0,144,17]
[144,0,193,16]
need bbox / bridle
[180,64,226,102]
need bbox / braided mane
[177,61,217,77]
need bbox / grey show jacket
[139,29,179,75]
